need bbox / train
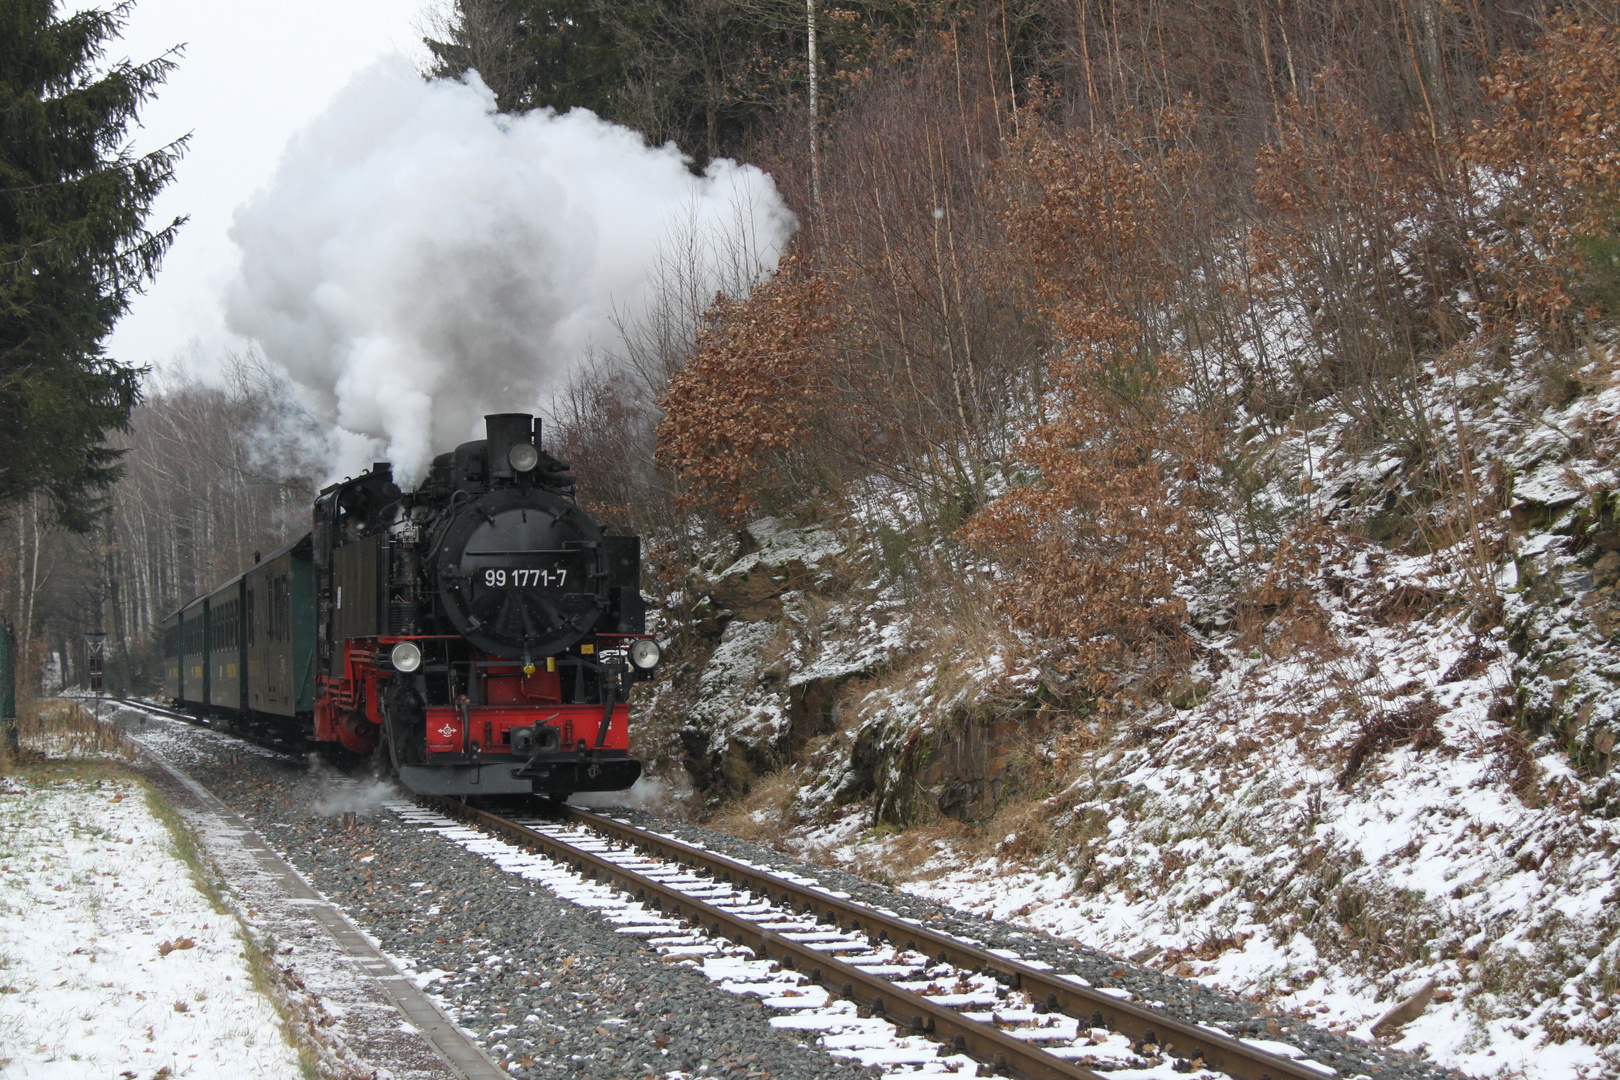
[160,413,655,799]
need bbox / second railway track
[417,795,1346,1080]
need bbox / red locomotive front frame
[316,633,643,796]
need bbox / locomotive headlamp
[629,638,662,670]
[508,443,540,473]
[390,641,423,673]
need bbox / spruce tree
[0,0,184,531]
[426,0,922,165]
[425,0,624,118]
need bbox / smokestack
[485,413,535,480]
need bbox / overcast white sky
[102,0,434,382]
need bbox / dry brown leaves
[1466,14,1620,325]
[966,112,1214,698]
[655,258,843,521]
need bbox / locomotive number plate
[482,568,568,587]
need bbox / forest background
[6,0,1619,768]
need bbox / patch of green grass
[141,784,229,917]
[236,933,322,1080]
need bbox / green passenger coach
[206,577,245,711]
[244,536,316,718]
[165,536,315,729]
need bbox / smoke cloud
[227,56,795,484]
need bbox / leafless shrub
[1441,638,1502,684]
[1337,696,1444,789]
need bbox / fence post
[1,620,15,754]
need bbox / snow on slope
[780,538,1619,1077]
[746,346,1620,1079]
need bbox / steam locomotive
[160,413,654,798]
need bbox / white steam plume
[227,56,795,484]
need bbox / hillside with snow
[628,318,1620,1080]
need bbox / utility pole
[807,0,821,218]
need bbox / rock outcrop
[1507,486,1620,808]
[653,516,1045,825]
[673,518,903,800]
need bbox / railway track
[103,698,1376,1080]
[418,795,1344,1080]
[112,697,323,756]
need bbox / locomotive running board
[397,753,642,797]
[397,763,534,795]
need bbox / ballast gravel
[116,704,1459,1080]
[121,708,867,1080]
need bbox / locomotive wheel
[381,680,428,766]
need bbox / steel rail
[559,806,1331,1080]
[424,795,1111,1080]
[112,697,201,724]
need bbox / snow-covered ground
[0,771,303,1079]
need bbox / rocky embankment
[634,354,1620,1078]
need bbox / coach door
[257,566,295,716]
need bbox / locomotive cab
[310,412,656,798]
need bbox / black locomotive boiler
[162,413,658,798]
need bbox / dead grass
[1487,727,1543,806]
[842,819,977,886]
[862,568,1066,730]
[0,698,133,773]
[977,790,1107,866]
[1441,638,1502,685]
[1370,583,1446,625]
[705,766,804,845]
